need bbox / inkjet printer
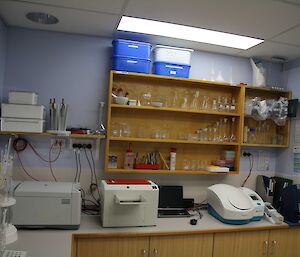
[12,181,81,229]
[100,178,159,227]
[207,184,264,225]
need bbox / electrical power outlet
[51,138,66,149]
[70,138,94,149]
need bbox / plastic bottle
[124,143,134,169]
[170,148,177,171]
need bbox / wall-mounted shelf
[111,104,241,117]
[106,168,239,175]
[0,131,106,139]
[109,137,239,146]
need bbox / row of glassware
[140,90,237,112]
[111,117,237,142]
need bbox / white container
[153,45,194,65]
[9,91,38,105]
[170,148,177,171]
[1,104,45,119]
[1,118,45,132]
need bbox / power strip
[0,250,27,257]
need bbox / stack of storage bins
[112,39,151,74]
[1,91,45,132]
[153,45,194,78]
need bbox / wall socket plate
[69,138,94,149]
[51,138,66,149]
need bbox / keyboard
[158,209,191,218]
[0,250,27,257]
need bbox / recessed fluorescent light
[117,16,264,50]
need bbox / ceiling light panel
[118,16,264,50]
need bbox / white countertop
[74,210,287,236]
[7,211,288,257]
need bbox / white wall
[0,17,7,100]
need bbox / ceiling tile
[124,0,300,39]
[0,0,120,37]
[271,25,300,46]
[237,41,300,61]
[9,0,126,14]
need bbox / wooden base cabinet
[213,230,269,257]
[149,234,213,257]
[75,237,149,257]
[213,228,300,257]
[72,234,214,257]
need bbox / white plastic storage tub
[1,118,45,132]
[1,104,45,119]
[8,91,38,105]
[153,45,194,65]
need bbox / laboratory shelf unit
[105,71,244,175]
[242,86,291,147]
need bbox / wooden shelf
[242,143,288,148]
[244,85,291,94]
[107,168,239,175]
[113,70,242,89]
[109,137,239,146]
[111,104,241,117]
[0,131,106,139]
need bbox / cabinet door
[76,236,149,257]
[213,230,269,257]
[149,234,213,257]
[268,228,300,257]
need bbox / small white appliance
[1,103,45,119]
[264,202,284,224]
[207,184,257,225]
[8,91,38,105]
[240,187,265,221]
[100,178,159,227]
[12,181,81,229]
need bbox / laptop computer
[158,185,191,218]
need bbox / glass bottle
[229,117,236,142]
[93,102,106,135]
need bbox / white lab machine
[100,179,159,227]
[207,184,264,225]
[12,181,81,229]
[240,187,265,221]
[264,202,284,224]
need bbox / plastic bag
[250,97,273,120]
[272,97,288,126]
[250,58,266,87]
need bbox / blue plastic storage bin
[112,39,151,59]
[112,56,151,74]
[153,62,190,78]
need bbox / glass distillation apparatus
[0,138,17,251]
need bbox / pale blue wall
[277,60,300,175]
[0,18,7,100]
[2,27,283,177]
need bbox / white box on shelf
[1,103,45,119]
[153,45,194,65]
[8,91,38,105]
[1,118,45,132]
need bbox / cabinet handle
[271,240,277,256]
[263,241,268,256]
[142,249,147,257]
[153,248,158,257]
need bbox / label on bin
[128,45,139,48]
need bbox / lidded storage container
[112,39,151,74]
[152,45,193,78]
